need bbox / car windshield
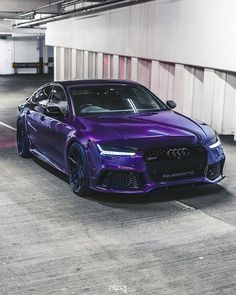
[70,84,167,115]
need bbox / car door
[37,84,70,168]
[26,85,52,152]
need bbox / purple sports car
[17,80,225,195]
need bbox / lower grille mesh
[98,171,145,190]
[207,160,224,180]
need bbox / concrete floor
[0,75,236,295]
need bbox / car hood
[77,111,212,148]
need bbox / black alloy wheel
[67,142,90,196]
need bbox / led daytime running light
[209,138,221,149]
[97,144,136,156]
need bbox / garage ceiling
[0,0,150,28]
[0,0,62,19]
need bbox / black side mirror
[43,106,64,118]
[166,100,177,109]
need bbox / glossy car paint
[18,80,225,194]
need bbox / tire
[67,142,90,196]
[16,120,32,158]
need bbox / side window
[31,86,52,107]
[49,86,68,115]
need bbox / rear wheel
[67,142,90,196]
[16,120,31,158]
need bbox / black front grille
[98,171,145,190]
[207,160,224,180]
[144,145,208,182]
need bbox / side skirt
[30,148,68,175]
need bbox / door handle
[40,115,46,121]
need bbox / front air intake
[98,171,145,190]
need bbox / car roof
[54,79,141,88]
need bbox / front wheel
[67,142,90,196]
[16,120,32,158]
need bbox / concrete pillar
[191,68,204,121]
[201,69,215,125]
[151,60,159,96]
[96,53,103,79]
[71,49,77,79]
[173,64,185,114]
[131,57,138,82]
[211,71,226,133]
[53,46,57,81]
[60,47,65,80]
[83,50,89,79]
[88,52,96,79]
[182,66,195,118]
[222,73,236,135]
[76,50,84,79]
[112,55,119,79]
[42,43,48,74]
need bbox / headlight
[209,136,221,149]
[97,144,137,156]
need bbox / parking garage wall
[53,47,236,140]
[46,0,236,140]
[47,0,236,72]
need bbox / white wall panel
[137,59,151,88]
[182,66,195,118]
[96,53,103,79]
[223,73,236,135]
[167,65,175,101]
[76,50,84,79]
[131,58,138,83]
[151,61,160,96]
[201,69,215,125]
[64,48,72,80]
[46,0,236,72]
[173,64,185,114]
[71,49,77,79]
[119,56,126,79]
[157,0,236,72]
[157,62,168,100]
[88,52,96,79]
[191,69,204,121]
[54,47,58,80]
[103,54,111,79]
[83,51,89,79]
[112,55,119,79]
[158,62,175,101]
[126,57,131,80]
[56,47,65,80]
[211,71,226,133]
[0,40,13,75]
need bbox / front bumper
[88,143,225,194]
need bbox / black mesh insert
[207,160,224,180]
[144,145,208,182]
[98,171,145,190]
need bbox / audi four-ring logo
[167,148,190,159]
